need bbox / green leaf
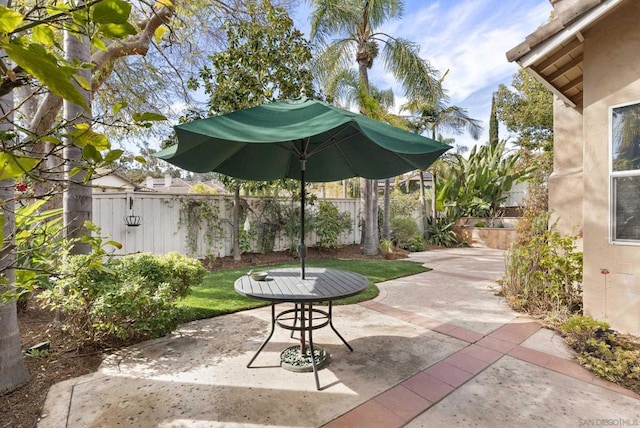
[38,136,61,145]
[16,202,61,228]
[154,25,167,44]
[112,102,128,114]
[0,130,15,142]
[15,199,47,225]
[32,25,55,46]
[69,166,83,178]
[91,0,132,24]
[16,269,36,284]
[104,149,124,163]
[72,9,89,26]
[105,240,123,250]
[98,22,137,38]
[132,112,167,122]
[68,126,110,150]
[91,35,108,52]
[3,43,87,110]
[0,152,39,180]
[82,145,103,163]
[0,5,24,33]
[73,74,91,91]
[134,156,147,164]
[83,221,100,233]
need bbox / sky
[292,0,553,150]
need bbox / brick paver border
[325,299,639,427]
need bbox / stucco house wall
[580,1,640,334]
[509,0,640,335]
[550,97,584,237]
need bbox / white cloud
[292,0,553,148]
[365,0,553,148]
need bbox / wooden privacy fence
[92,192,361,258]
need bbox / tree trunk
[419,170,427,234]
[0,297,28,394]
[432,172,438,219]
[357,54,378,254]
[362,178,379,255]
[431,130,438,220]
[0,65,29,393]
[359,177,366,246]
[382,178,391,239]
[232,187,241,261]
[63,15,92,255]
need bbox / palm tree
[402,93,483,222]
[321,67,406,240]
[311,0,442,255]
[403,100,483,141]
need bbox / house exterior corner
[509,0,640,335]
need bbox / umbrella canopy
[156,96,450,278]
[155,96,450,182]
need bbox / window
[611,102,640,242]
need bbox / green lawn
[177,259,429,322]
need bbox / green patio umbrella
[156,96,450,277]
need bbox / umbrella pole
[299,159,307,355]
[298,159,307,280]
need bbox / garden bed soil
[2,244,403,428]
[202,243,407,270]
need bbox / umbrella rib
[306,124,355,158]
[276,141,300,156]
[334,142,360,176]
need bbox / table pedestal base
[246,302,352,390]
[280,345,330,372]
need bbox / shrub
[315,201,352,250]
[390,216,419,248]
[426,218,459,247]
[280,204,316,254]
[39,252,206,343]
[390,190,420,218]
[502,213,583,315]
[405,234,426,252]
[437,141,532,217]
[379,238,395,254]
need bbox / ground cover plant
[560,316,640,393]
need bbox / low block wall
[454,218,522,250]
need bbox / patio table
[234,267,368,390]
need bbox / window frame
[609,100,640,245]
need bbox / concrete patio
[38,248,639,427]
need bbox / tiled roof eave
[506,0,625,107]
[506,0,618,63]
[516,0,622,68]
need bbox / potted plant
[380,238,396,259]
